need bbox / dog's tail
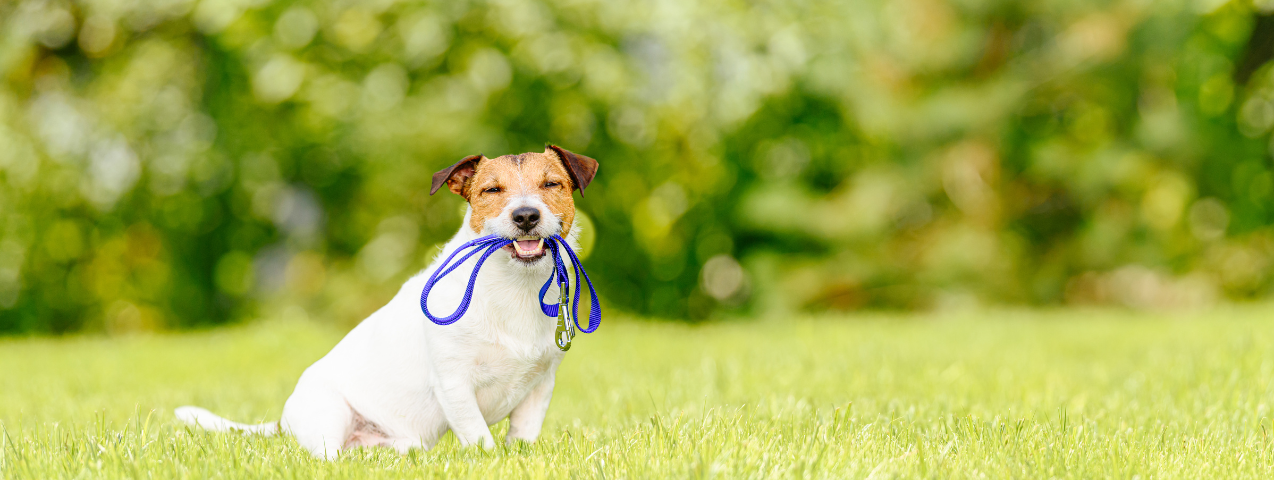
[174,406,280,435]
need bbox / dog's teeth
[512,238,544,256]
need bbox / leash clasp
[554,281,574,351]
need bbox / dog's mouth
[503,236,547,263]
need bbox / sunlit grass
[3,306,1274,478]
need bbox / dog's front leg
[506,367,557,444]
[435,377,496,449]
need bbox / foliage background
[2,0,1274,333]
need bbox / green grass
[3,307,1274,478]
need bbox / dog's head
[430,145,598,264]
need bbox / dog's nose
[511,207,540,232]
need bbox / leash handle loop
[420,234,602,336]
[418,235,511,325]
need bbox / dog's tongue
[517,240,540,252]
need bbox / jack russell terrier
[175,146,599,459]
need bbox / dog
[175,146,599,459]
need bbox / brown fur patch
[465,150,576,236]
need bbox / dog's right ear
[430,154,483,197]
[546,145,599,196]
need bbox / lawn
[2,307,1274,478]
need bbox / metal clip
[554,282,574,351]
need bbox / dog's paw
[458,433,497,450]
[505,434,539,445]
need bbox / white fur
[176,204,578,460]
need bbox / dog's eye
[542,181,560,188]
[484,187,503,194]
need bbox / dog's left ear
[430,154,483,197]
[547,145,599,196]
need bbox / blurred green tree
[1,0,1273,333]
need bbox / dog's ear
[547,145,599,196]
[430,154,483,197]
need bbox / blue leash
[418,234,600,350]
